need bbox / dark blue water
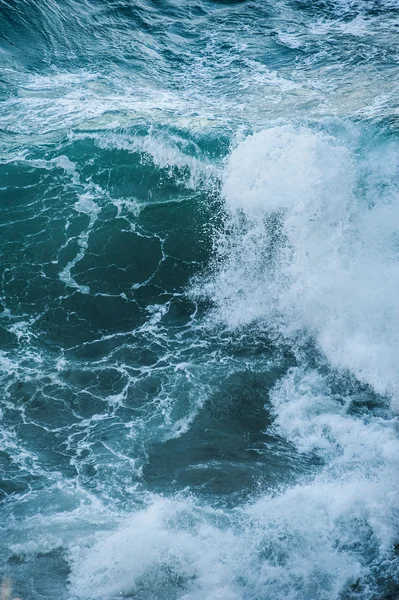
[1,1,399,599]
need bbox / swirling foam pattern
[0,1,398,599]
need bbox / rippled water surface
[1,1,399,599]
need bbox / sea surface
[1,1,399,599]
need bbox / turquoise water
[1,1,399,598]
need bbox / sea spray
[1,1,398,599]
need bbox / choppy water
[1,1,399,599]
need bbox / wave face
[1,1,399,599]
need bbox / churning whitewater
[0,1,399,599]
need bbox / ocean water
[1,0,399,598]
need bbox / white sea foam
[196,125,399,409]
[65,123,399,600]
[69,373,398,600]
[59,192,101,294]
[68,130,219,191]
